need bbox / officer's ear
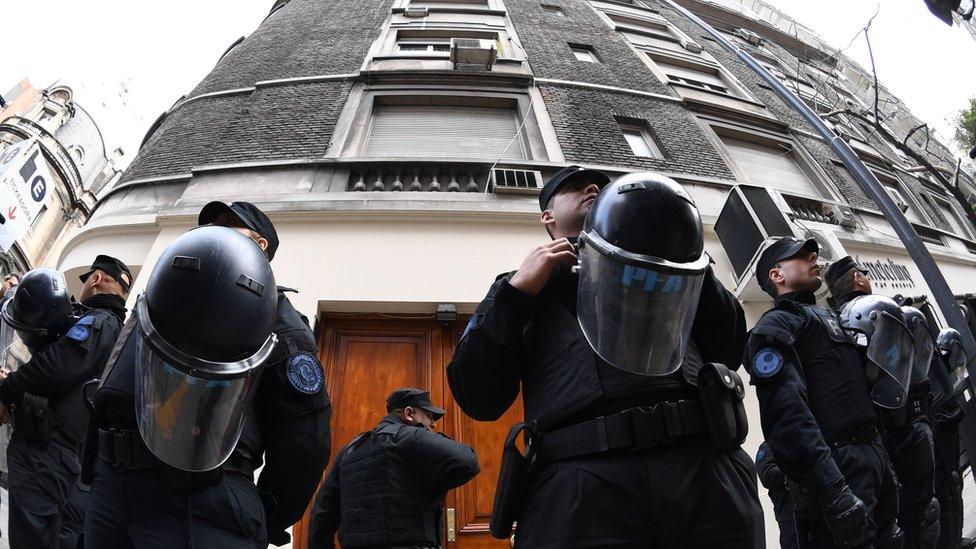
[541,209,556,233]
[768,262,785,287]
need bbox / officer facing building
[746,237,900,548]
[84,225,329,548]
[824,256,940,549]
[448,168,763,548]
[0,257,128,549]
[307,388,480,549]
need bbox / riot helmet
[901,306,935,385]
[134,226,278,472]
[577,172,709,376]
[936,328,966,393]
[0,268,75,352]
[840,294,915,408]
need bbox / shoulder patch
[286,352,324,395]
[753,347,785,379]
[66,315,95,342]
[461,314,480,339]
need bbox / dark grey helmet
[0,268,74,351]
[840,294,914,408]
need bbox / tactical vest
[338,423,441,548]
[521,282,692,430]
[791,303,877,440]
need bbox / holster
[489,422,533,539]
[697,363,748,449]
[18,392,52,445]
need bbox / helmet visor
[909,322,935,385]
[577,245,703,376]
[135,334,261,472]
[866,311,915,409]
[0,321,29,372]
[944,340,967,394]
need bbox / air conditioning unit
[491,168,543,195]
[403,6,428,17]
[735,28,764,46]
[450,38,497,71]
[715,184,852,301]
[681,38,703,54]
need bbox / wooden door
[293,316,522,549]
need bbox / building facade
[0,80,123,273]
[56,0,976,545]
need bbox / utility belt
[95,427,253,491]
[883,392,930,431]
[825,422,880,450]
[488,362,748,539]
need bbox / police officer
[197,200,332,545]
[756,442,798,549]
[84,226,328,548]
[449,168,763,547]
[1,258,128,549]
[746,237,900,548]
[931,327,967,548]
[307,388,480,548]
[824,257,940,549]
[1,272,20,298]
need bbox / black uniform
[746,291,899,548]
[448,265,764,548]
[1,294,124,549]
[928,354,963,549]
[307,414,480,548]
[84,289,331,548]
[756,442,798,549]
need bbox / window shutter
[721,137,821,197]
[653,59,726,88]
[365,105,525,159]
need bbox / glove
[819,480,871,547]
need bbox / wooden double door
[292,316,523,549]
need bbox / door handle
[447,507,456,542]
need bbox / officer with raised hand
[307,388,480,549]
[746,238,900,549]
[1,258,128,549]
[197,200,332,545]
[449,168,763,548]
[825,257,940,549]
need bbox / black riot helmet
[936,327,966,393]
[839,295,914,409]
[134,226,278,472]
[577,172,710,376]
[0,268,75,352]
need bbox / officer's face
[772,250,822,294]
[405,406,437,431]
[542,179,602,238]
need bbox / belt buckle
[631,405,669,447]
[111,429,131,468]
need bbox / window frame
[617,118,664,159]
[541,3,565,16]
[569,43,600,63]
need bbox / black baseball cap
[823,256,869,296]
[198,201,280,261]
[755,237,818,295]
[539,165,611,211]
[386,387,445,420]
[79,255,133,293]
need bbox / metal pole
[658,0,976,450]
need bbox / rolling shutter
[364,105,525,159]
[721,136,821,197]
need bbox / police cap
[823,255,869,297]
[756,237,818,295]
[539,165,611,211]
[79,254,133,293]
[198,201,280,261]
[386,387,445,420]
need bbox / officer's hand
[0,368,8,381]
[509,239,577,296]
[820,482,870,547]
[0,404,10,425]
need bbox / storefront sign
[853,255,916,291]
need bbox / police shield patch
[753,348,784,379]
[287,352,324,394]
[66,315,95,342]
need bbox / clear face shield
[907,320,935,385]
[942,340,967,394]
[133,297,276,472]
[865,311,916,409]
[577,233,707,376]
[0,320,30,372]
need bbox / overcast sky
[1,0,973,170]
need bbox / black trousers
[6,433,84,549]
[930,418,962,549]
[514,436,765,548]
[884,421,936,548]
[794,441,900,549]
[84,459,267,549]
[767,485,799,549]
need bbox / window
[364,103,525,160]
[883,186,917,221]
[933,196,974,239]
[618,120,662,158]
[541,4,564,15]
[396,39,452,54]
[718,134,824,198]
[609,15,685,52]
[411,0,488,7]
[570,44,599,62]
[651,57,731,95]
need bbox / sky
[1,0,974,170]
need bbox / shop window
[570,44,600,62]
